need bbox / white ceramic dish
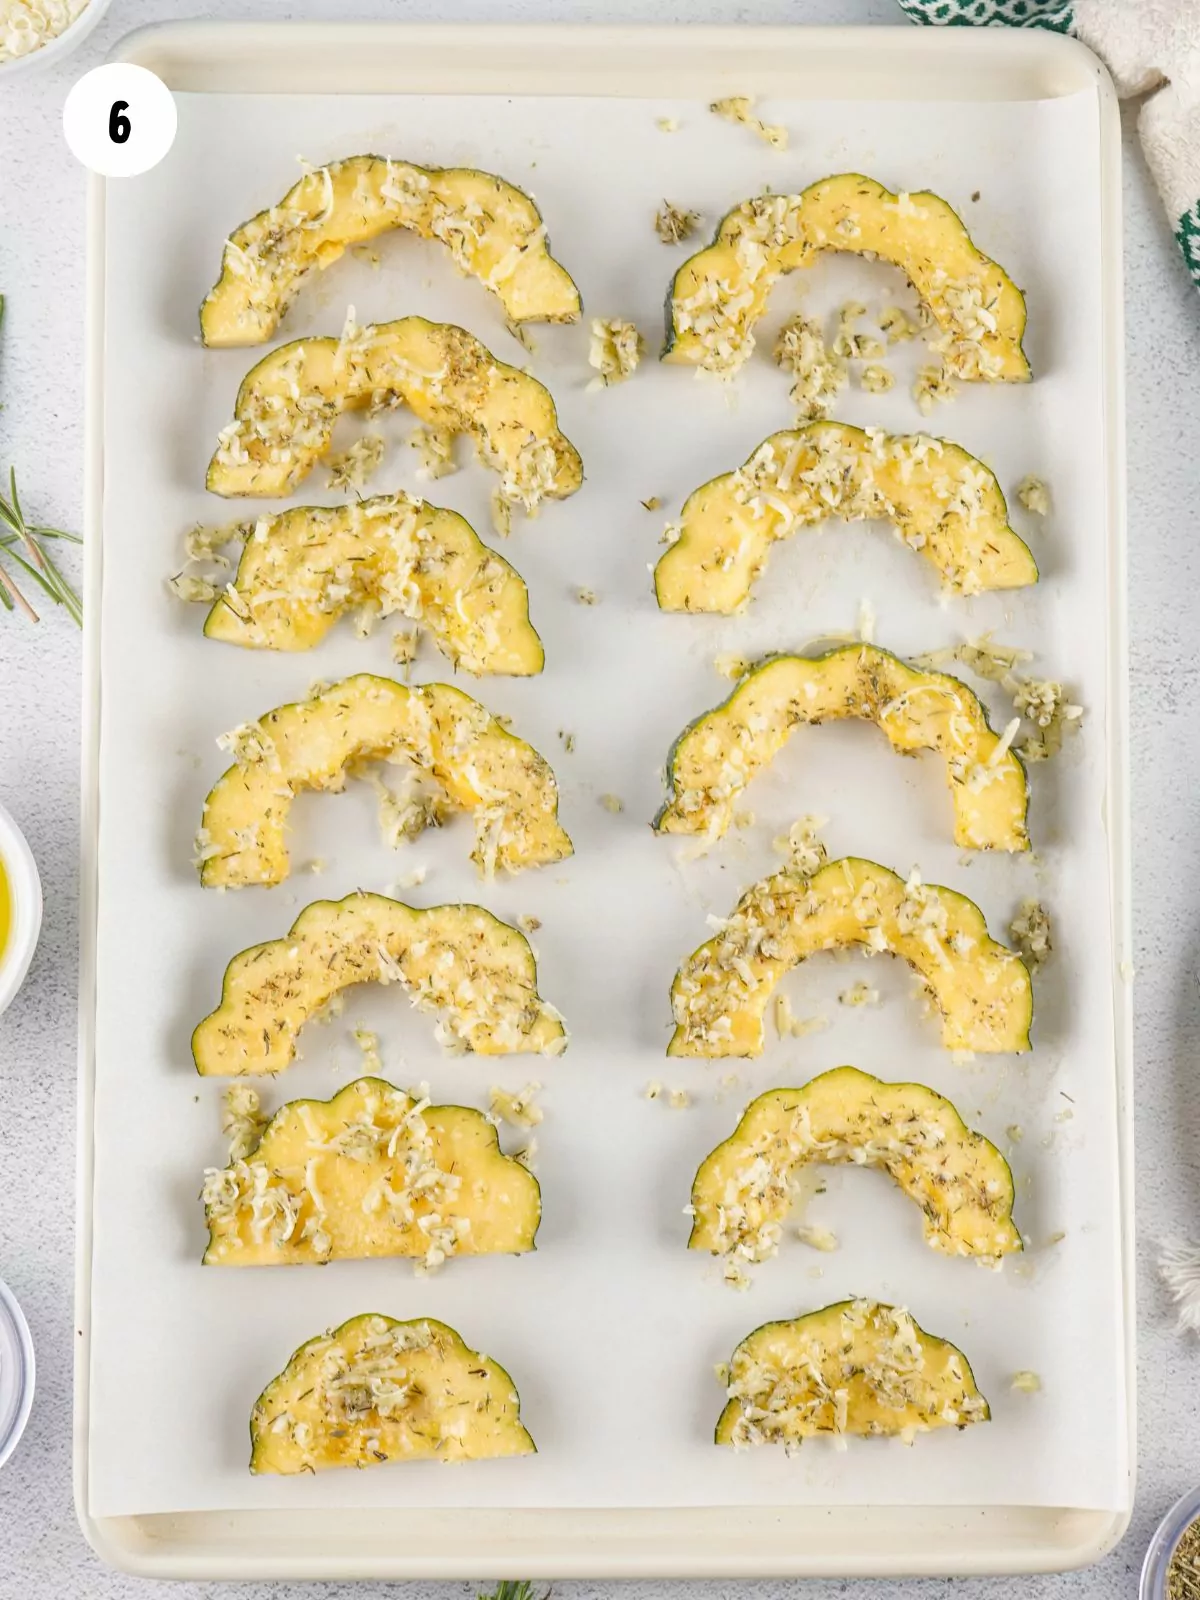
[76,19,1131,1581]
[0,0,114,79]
[0,800,42,1017]
[0,1277,35,1471]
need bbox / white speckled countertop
[1,0,1197,1594]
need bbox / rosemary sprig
[477,1583,547,1600]
[0,294,83,627]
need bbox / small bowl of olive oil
[0,801,42,1018]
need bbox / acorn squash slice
[250,1314,535,1474]
[204,1076,539,1268]
[192,892,566,1076]
[665,173,1028,382]
[201,155,580,349]
[206,317,583,502]
[205,493,543,674]
[669,856,1032,1058]
[717,1298,989,1449]
[654,423,1037,612]
[690,1067,1021,1272]
[198,674,571,888]
[658,645,1028,852]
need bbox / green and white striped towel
[897,0,1200,292]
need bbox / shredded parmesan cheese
[1016,475,1050,515]
[588,318,644,387]
[655,202,701,245]
[489,1082,543,1129]
[710,95,787,149]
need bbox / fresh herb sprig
[0,294,83,627]
[478,1583,547,1600]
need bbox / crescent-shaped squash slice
[198,674,571,888]
[658,645,1028,852]
[206,317,583,502]
[201,155,580,348]
[250,1314,535,1474]
[204,493,543,674]
[665,173,1028,382]
[716,1299,989,1450]
[654,423,1037,611]
[669,857,1031,1058]
[204,1076,540,1268]
[192,892,566,1076]
[690,1067,1021,1272]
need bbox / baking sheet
[89,86,1125,1518]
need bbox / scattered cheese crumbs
[352,1027,382,1074]
[599,793,624,814]
[490,487,512,538]
[0,0,88,62]
[304,858,326,875]
[773,993,828,1040]
[714,652,753,681]
[723,1258,752,1291]
[914,363,958,414]
[796,1222,839,1252]
[1016,475,1051,516]
[517,914,542,934]
[391,628,418,665]
[774,814,829,877]
[641,495,662,511]
[361,767,448,850]
[655,202,701,245]
[839,981,880,1008]
[857,597,876,643]
[588,318,644,387]
[221,1083,268,1163]
[656,116,679,133]
[1012,679,1083,762]
[833,301,885,362]
[1006,1124,1024,1144]
[773,314,847,419]
[389,865,428,891]
[1011,1370,1041,1394]
[1009,899,1052,973]
[915,635,1033,685]
[859,363,894,393]
[879,305,920,343]
[489,1082,543,1130]
[1055,1106,1074,1123]
[168,572,219,604]
[710,95,787,150]
[410,423,457,480]
[668,1088,691,1110]
[645,1081,663,1101]
[514,1140,538,1171]
[325,434,385,491]
[575,587,598,606]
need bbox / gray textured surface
[0,0,1196,1594]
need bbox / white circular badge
[63,63,177,178]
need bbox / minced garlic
[774,993,828,1039]
[575,587,598,606]
[326,434,385,491]
[879,305,920,343]
[1016,475,1051,515]
[517,914,541,935]
[773,315,847,419]
[352,1027,382,1074]
[588,317,643,387]
[1011,1370,1041,1393]
[656,202,700,245]
[1012,679,1083,761]
[409,423,457,480]
[599,793,624,814]
[489,1082,543,1129]
[1006,1124,1024,1144]
[641,495,662,511]
[914,363,958,414]
[645,1081,663,1101]
[222,1083,268,1163]
[168,572,219,604]
[710,95,787,150]
[391,628,418,665]
[859,363,894,393]
[668,1088,691,1110]
[833,301,885,362]
[796,1222,839,1252]
[1009,900,1051,973]
[304,858,326,875]
[714,653,753,681]
[839,980,880,1008]
[858,596,876,643]
[774,814,828,877]
[656,116,679,133]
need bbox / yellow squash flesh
[654,423,1037,611]
[204,1077,540,1267]
[658,645,1028,852]
[250,1314,535,1474]
[206,317,583,501]
[202,155,580,348]
[669,856,1032,1058]
[717,1298,989,1449]
[192,892,566,1076]
[666,173,1028,381]
[198,674,571,888]
[690,1067,1021,1270]
[204,494,543,673]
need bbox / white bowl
[0,0,114,79]
[0,801,42,1017]
[0,1277,34,1471]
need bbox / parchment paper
[89,86,1127,1517]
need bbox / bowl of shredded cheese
[0,0,113,76]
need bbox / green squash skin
[713,1297,991,1445]
[201,155,582,346]
[248,1314,536,1473]
[653,643,1030,841]
[203,1075,542,1265]
[687,1065,1019,1255]
[661,173,1031,375]
[190,893,550,1075]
